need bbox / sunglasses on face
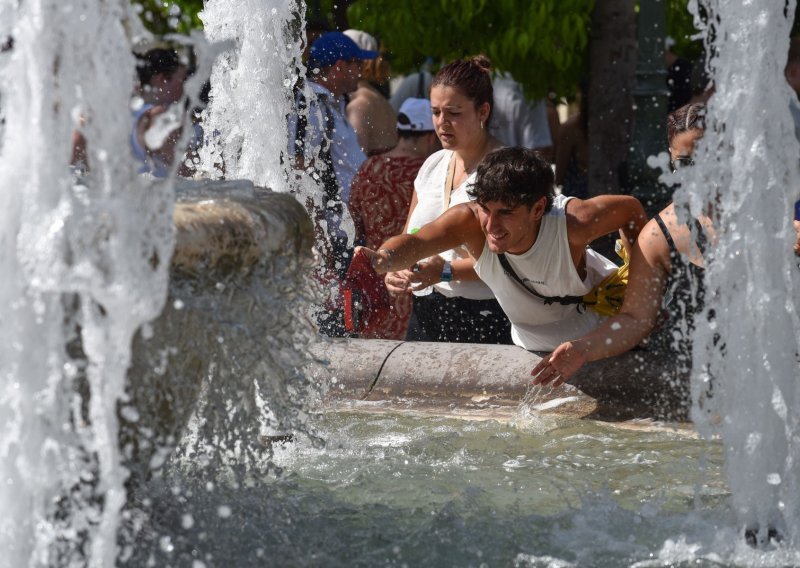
[670,156,694,172]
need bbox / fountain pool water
[1,0,799,566]
[127,412,737,567]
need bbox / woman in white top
[385,55,512,343]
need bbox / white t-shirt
[489,75,552,150]
[474,194,617,351]
[407,149,495,300]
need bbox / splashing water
[0,0,319,563]
[4,0,800,564]
[197,0,303,190]
[681,0,800,545]
[0,0,175,565]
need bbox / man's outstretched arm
[362,203,484,274]
[566,195,648,250]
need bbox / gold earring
[480,120,484,130]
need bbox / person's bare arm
[347,177,367,246]
[401,255,482,290]
[566,194,648,252]
[793,219,800,256]
[384,192,420,296]
[346,94,371,152]
[531,218,671,386]
[137,105,183,168]
[362,203,485,274]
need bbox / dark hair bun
[470,54,492,75]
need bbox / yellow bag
[582,240,629,317]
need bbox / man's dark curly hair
[467,147,555,212]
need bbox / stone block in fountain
[313,338,691,423]
[122,179,315,483]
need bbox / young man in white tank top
[361,147,648,352]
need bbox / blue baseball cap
[309,31,378,68]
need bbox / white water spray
[684,0,800,545]
[198,0,303,189]
[0,1,174,565]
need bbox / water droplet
[182,513,194,529]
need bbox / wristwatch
[440,260,453,282]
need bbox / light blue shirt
[287,81,366,204]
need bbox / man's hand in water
[530,341,589,388]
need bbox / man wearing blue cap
[288,31,378,335]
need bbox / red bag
[342,248,392,336]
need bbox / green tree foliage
[131,0,204,36]
[127,0,710,100]
[347,0,595,100]
[666,0,703,61]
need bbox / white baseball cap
[397,97,434,131]
[343,29,379,53]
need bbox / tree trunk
[587,0,637,196]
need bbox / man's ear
[530,196,548,220]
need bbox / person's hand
[359,246,394,274]
[793,219,800,256]
[530,341,589,387]
[407,255,446,289]
[385,270,415,296]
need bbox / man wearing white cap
[347,98,440,339]
[343,29,399,157]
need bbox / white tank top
[474,194,617,351]
[407,149,495,300]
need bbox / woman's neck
[456,134,495,174]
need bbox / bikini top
[652,213,708,354]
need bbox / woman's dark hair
[432,55,494,124]
[667,102,705,144]
[135,48,182,86]
[468,147,555,212]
